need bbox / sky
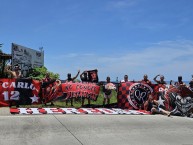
[1,0,193,81]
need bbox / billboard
[11,43,44,77]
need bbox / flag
[61,82,100,101]
[118,82,153,109]
[165,85,193,116]
[87,69,99,83]
[0,78,41,106]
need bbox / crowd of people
[3,65,193,116]
[120,74,193,116]
[61,71,193,115]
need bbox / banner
[118,82,174,110]
[87,69,98,83]
[1,78,193,117]
[80,69,99,83]
[10,108,150,115]
[0,78,41,106]
[118,82,153,109]
[0,79,100,106]
[165,85,193,116]
[61,82,100,101]
[42,80,63,103]
[118,82,193,117]
[152,84,170,111]
[118,82,171,110]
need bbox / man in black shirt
[80,71,91,106]
[153,74,166,84]
[65,70,80,106]
[66,70,80,82]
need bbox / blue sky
[1,0,193,81]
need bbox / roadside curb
[0,107,11,116]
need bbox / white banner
[10,108,151,115]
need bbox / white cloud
[47,40,193,81]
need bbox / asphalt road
[0,114,193,145]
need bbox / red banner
[118,82,153,109]
[61,82,100,100]
[118,81,193,116]
[0,78,41,107]
[0,79,101,106]
[164,85,193,116]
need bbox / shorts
[104,93,112,99]
[151,106,164,114]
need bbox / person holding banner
[141,74,152,85]
[144,94,155,111]
[42,72,55,106]
[66,70,80,82]
[4,64,22,79]
[80,71,89,82]
[121,75,129,83]
[103,76,116,107]
[4,65,22,107]
[153,74,166,85]
[144,94,171,116]
[80,71,91,107]
[188,81,193,92]
[176,76,186,86]
[65,70,80,106]
[187,75,193,91]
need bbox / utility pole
[0,43,3,53]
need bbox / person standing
[5,65,22,78]
[188,75,193,91]
[141,74,152,85]
[4,65,21,107]
[121,75,129,83]
[80,71,91,107]
[42,72,55,106]
[189,81,193,92]
[103,76,116,107]
[175,76,186,86]
[65,70,80,106]
[66,70,80,82]
[153,74,166,84]
[80,71,88,82]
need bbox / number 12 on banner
[2,91,20,101]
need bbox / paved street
[0,112,193,145]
